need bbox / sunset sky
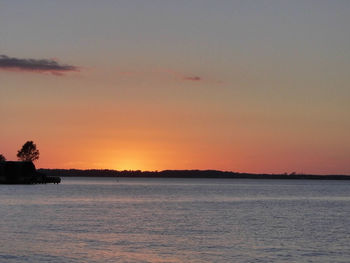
[1,1,349,174]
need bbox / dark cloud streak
[184,76,201,81]
[0,55,78,75]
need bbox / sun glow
[111,158,146,171]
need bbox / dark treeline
[38,169,350,180]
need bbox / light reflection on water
[1,178,350,262]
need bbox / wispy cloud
[183,76,201,81]
[117,68,203,83]
[0,55,79,75]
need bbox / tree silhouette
[17,141,40,162]
[0,154,6,162]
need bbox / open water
[0,177,350,262]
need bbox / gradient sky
[1,0,349,174]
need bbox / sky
[1,0,349,174]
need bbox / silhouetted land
[38,169,350,180]
[0,161,60,184]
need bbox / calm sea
[0,178,349,263]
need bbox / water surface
[0,178,349,262]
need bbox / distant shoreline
[38,169,350,180]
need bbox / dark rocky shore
[0,161,61,184]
